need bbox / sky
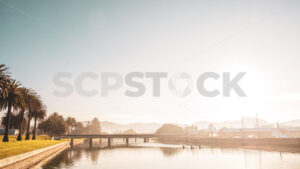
[1,0,300,124]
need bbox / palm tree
[25,92,40,140]
[0,79,22,142]
[32,105,47,140]
[0,64,10,83]
[17,87,34,141]
[0,64,10,100]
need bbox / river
[36,139,300,169]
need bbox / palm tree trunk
[25,115,31,140]
[2,100,12,142]
[32,115,37,140]
[17,108,25,141]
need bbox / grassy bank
[0,135,66,159]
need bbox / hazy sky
[1,0,300,124]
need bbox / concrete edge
[0,140,83,169]
[0,142,68,168]
[29,143,71,169]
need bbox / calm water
[38,139,300,169]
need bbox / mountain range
[98,118,300,133]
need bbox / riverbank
[0,139,83,169]
[157,137,300,153]
[0,135,63,159]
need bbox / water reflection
[159,147,182,157]
[41,148,81,169]
[38,142,300,169]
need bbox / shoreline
[0,140,83,169]
[2,137,300,168]
[157,137,300,153]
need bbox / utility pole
[241,117,245,138]
[256,113,259,129]
[256,113,260,138]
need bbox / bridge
[55,134,174,147]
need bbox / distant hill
[100,121,162,133]
[281,120,300,127]
[194,118,300,129]
[217,117,270,129]
[156,124,184,135]
[78,118,300,134]
[194,118,271,129]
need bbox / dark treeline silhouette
[38,112,101,136]
[67,117,101,135]
[1,113,27,134]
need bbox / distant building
[271,129,287,138]
[184,125,199,136]
[0,129,19,135]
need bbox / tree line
[0,64,46,142]
[0,64,101,142]
[38,113,101,136]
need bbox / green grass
[0,135,66,159]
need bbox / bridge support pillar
[108,137,111,147]
[144,138,150,142]
[70,138,74,148]
[89,138,93,147]
[135,138,137,142]
[99,138,102,144]
[126,138,129,144]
